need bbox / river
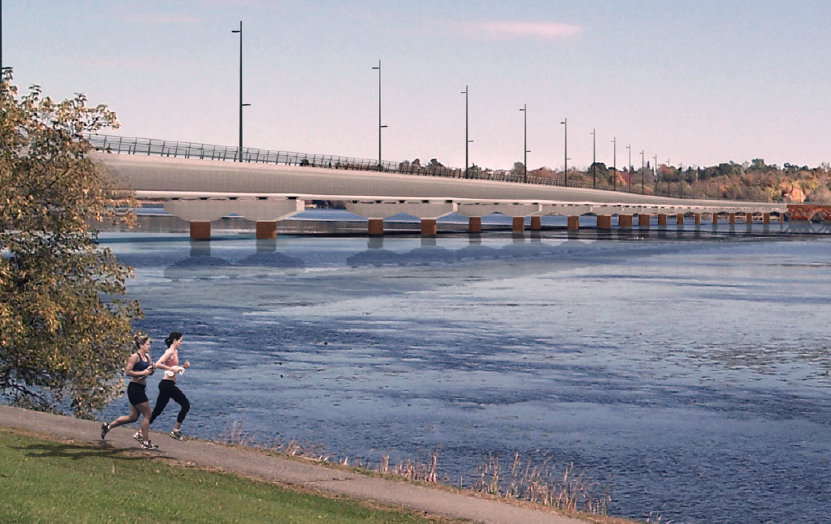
[98,215,831,524]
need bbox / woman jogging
[100,332,158,449]
[149,331,191,440]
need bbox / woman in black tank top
[100,332,158,449]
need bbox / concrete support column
[712,213,719,225]
[618,215,633,228]
[512,216,525,233]
[190,221,211,240]
[468,216,482,233]
[745,213,753,223]
[530,216,542,231]
[597,215,612,229]
[638,214,651,227]
[694,213,702,225]
[567,216,580,230]
[729,213,736,225]
[368,218,384,236]
[255,221,277,240]
[420,218,437,236]
[676,214,685,225]
[657,214,668,226]
[763,213,770,224]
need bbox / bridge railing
[86,134,744,200]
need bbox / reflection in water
[101,230,831,524]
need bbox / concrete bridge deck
[93,150,795,240]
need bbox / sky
[4,0,830,172]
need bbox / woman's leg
[168,385,190,431]
[137,401,152,441]
[149,381,173,424]
[109,405,140,429]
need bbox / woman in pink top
[149,331,191,440]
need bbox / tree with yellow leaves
[0,74,142,418]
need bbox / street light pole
[626,144,632,192]
[372,60,386,171]
[590,128,596,189]
[561,118,568,185]
[641,150,646,195]
[520,104,528,183]
[231,21,250,162]
[611,137,617,191]
[462,85,470,177]
[653,154,658,194]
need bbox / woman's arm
[124,353,151,378]
[154,349,179,372]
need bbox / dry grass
[223,422,615,518]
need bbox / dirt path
[0,405,597,524]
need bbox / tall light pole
[372,60,387,171]
[626,144,632,192]
[561,118,568,184]
[520,104,529,183]
[590,128,596,189]
[653,154,658,194]
[231,21,250,162]
[611,137,617,191]
[641,150,646,195]
[462,86,472,178]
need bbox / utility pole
[520,104,528,183]
[626,144,632,192]
[231,21,250,162]
[641,150,646,195]
[462,86,471,177]
[611,137,617,191]
[372,60,386,170]
[561,118,568,184]
[590,128,596,189]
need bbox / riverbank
[0,405,640,524]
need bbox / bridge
[90,135,796,240]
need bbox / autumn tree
[0,76,142,418]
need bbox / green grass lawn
[0,428,468,524]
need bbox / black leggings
[150,380,190,424]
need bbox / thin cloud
[115,13,203,24]
[460,21,583,41]
[80,57,165,70]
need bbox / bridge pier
[512,217,525,233]
[618,214,633,228]
[729,213,736,225]
[712,213,719,225]
[568,216,580,230]
[368,218,384,236]
[468,216,482,233]
[657,214,668,226]
[530,216,542,231]
[694,213,702,225]
[676,214,685,225]
[763,213,770,224]
[190,221,212,240]
[745,212,753,224]
[256,221,277,240]
[596,215,612,229]
[638,214,651,228]
[421,218,437,236]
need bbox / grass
[0,428,469,524]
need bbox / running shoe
[170,430,185,441]
[140,440,158,450]
[133,431,143,443]
[100,423,110,440]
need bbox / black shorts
[127,382,149,406]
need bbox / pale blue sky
[5,0,830,171]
